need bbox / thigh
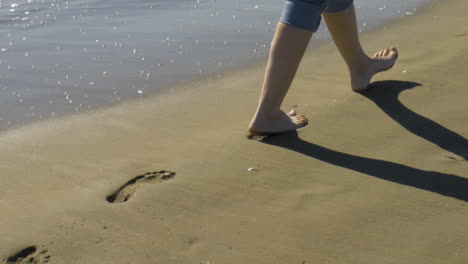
[279,0,325,32]
[323,0,353,13]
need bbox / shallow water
[0,0,435,131]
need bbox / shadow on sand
[261,132,468,202]
[360,80,467,161]
[258,80,467,201]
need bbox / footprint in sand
[106,170,176,203]
[5,246,50,264]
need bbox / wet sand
[1,0,467,263]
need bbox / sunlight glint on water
[0,0,435,130]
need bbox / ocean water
[0,0,434,131]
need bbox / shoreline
[1,0,467,263]
[0,0,439,135]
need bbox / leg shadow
[261,132,468,202]
[359,80,467,161]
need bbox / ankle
[348,55,371,74]
[255,106,283,119]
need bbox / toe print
[5,246,51,264]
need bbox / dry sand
[1,0,467,263]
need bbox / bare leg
[249,22,312,136]
[323,4,398,91]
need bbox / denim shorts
[279,0,354,32]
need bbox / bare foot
[351,47,398,91]
[248,109,308,136]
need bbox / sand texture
[1,0,467,263]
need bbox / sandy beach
[1,0,467,263]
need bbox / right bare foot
[248,109,308,136]
[351,47,399,91]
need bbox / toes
[389,47,398,59]
[374,47,399,59]
[288,111,308,127]
[297,116,308,123]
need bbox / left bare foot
[248,109,308,136]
